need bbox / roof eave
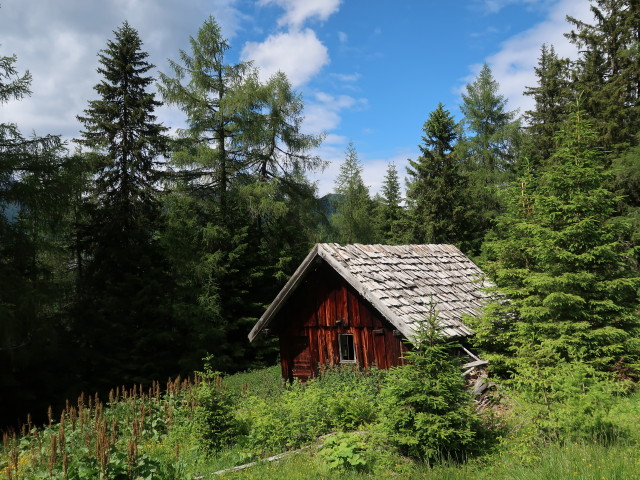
[248,244,320,343]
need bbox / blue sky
[1,0,591,195]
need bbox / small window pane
[339,334,355,362]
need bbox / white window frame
[338,333,356,363]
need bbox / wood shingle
[249,243,491,344]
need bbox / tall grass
[0,377,198,479]
[2,366,639,479]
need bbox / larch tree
[158,17,323,371]
[158,17,255,215]
[458,64,520,254]
[75,22,172,389]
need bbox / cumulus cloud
[242,29,329,87]
[0,0,243,141]
[259,0,342,29]
[472,0,592,115]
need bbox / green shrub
[194,359,239,453]
[235,365,385,454]
[510,360,628,444]
[379,309,480,461]
[317,432,369,472]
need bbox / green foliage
[460,64,518,174]
[475,109,640,377]
[510,361,627,444]
[379,308,480,461]
[330,142,375,243]
[458,64,520,254]
[4,366,640,480]
[193,358,239,453]
[74,22,175,391]
[1,47,84,426]
[0,378,194,480]
[157,16,323,373]
[373,162,411,244]
[318,432,369,472]
[523,44,572,166]
[566,0,640,152]
[406,103,471,249]
[236,365,385,454]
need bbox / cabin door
[289,336,313,381]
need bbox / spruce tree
[474,109,640,376]
[331,142,375,244]
[374,162,409,244]
[567,0,640,151]
[380,306,479,460]
[523,44,572,166]
[406,104,470,248]
[75,22,172,388]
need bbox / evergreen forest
[2,1,640,478]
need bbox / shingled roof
[248,243,492,343]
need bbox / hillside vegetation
[2,362,640,479]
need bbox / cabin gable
[272,261,408,381]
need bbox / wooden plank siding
[274,261,407,381]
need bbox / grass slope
[1,365,639,479]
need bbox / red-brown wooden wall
[272,261,408,381]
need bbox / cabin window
[339,333,356,363]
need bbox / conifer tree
[567,0,640,151]
[406,104,470,249]
[331,142,375,244]
[474,109,640,376]
[460,64,518,173]
[458,65,519,254]
[75,22,172,388]
[523,44,572,166]
[374,162,409,244]
[159,17,254,215]
[380,305,479,460]
[1,49,87,424]
[159,17,323,371]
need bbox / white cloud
[241,29,329,87]
[331,73,361,83]
[478,0,552,14]
[302,92,366,135]
[474,0,592,116]
[308,147,415,198]
[0,0,244,141]
[259,0,341,29]
[338,31,348,43]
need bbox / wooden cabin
[248,243,490,381]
